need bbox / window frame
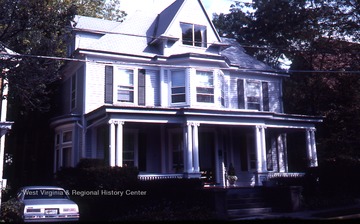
[180,22,207,48]
[170,70,186,104]
[196,70,214,103]
[115,69,135,103]
[237,78,270,111]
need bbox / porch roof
[84,106,323,130]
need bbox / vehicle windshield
[23,189,69,199]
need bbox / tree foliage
[213,0,360,161]
[0,0,126,114]
[0,0,126,188]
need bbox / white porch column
[255,125,266,172]
[306,128,318,167]
[186,122,193,173]
[306,129,313,167]
[115,121,124,167]
[109,120,116,167]
[311,129,318,167]
[260,126,267,171]
[192,123,200,172]
[278,134,287,172]
[255,126,263,173]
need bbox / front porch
[138,172,306,188]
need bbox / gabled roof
[152,0,221,44]
[71,0,275,72]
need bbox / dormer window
[180,23,207,47]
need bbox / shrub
[0,198,23,223]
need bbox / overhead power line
[1,53,360,74]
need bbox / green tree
[0,0,127,188]
[213,0,360,162]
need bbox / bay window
[171,70,186,103]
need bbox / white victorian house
[50,0,322,187]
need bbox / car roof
[19,186,66,190]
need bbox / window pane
[196,71,214,103]
[171,71,186,103]
[194,25,206,47]
[118,88,134,102]
[116,69,134,102]
[181,23,193,46]
[197,95,214,103]
[172,94,186,103]
[118,69,134,86]
[171,71,185,86]
[63,131,72,142]
[196,87,214,94]
[246,80,261,110]
[62,147,71,167]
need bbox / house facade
[50,0,322,187]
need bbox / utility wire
[1,53,360,74]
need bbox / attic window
[181,23,207,47]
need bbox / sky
[120,0,249,18]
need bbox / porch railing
[267,172,305,179]
[138,173,183,181]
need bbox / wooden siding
[86,62,106,114]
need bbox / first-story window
[196,71,214,103]
[54,130,73,172]
[123,133,135,167]
[171,132,183,173]
[171,70,186,104]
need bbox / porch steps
[227,187,272,220]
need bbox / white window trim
[180,22,207,48]
[113,68,138,105]
[195,70,215,104]
[169,69,188,106]
[245,79,266,111]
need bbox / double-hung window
[181,23,207,47]
[171,70,186,104]
[246,80,261,110]
[117,69,134,103]
[196,71,214,103]
[237,79,270,111]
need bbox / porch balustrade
[138,173,183,181]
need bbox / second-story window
[181,23,207,47]
[171,70,186,104]
[117,69,134,103]
[196,71,214,103]
[237,79,270,111]
[246,80,261,110]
